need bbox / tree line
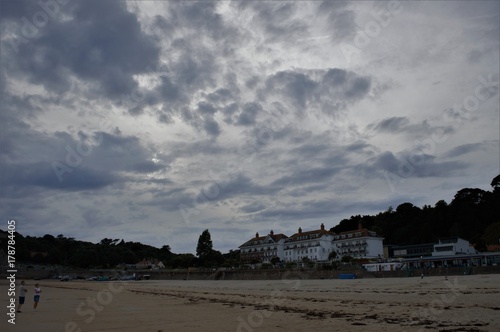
[0,230,240,269]
[330,175,500,251]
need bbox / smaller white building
[239,231,288,263]
[332,224,384,259]
[432,237,476,256]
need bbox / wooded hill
[330,175,500,251]
[2,175,499,269]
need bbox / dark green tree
[490,174,500,193]
[270,257,280,266]
[482,222,500,246]
[328,251,337,261]
[221,249,240,265]
[170,253,197,268]
[341,255,353,263]
[196,229,213,266]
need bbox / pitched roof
[285,227,335,243]
[239,233,288,248]
[335,227,381,239]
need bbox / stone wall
[3,265,500,281]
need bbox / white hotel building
[239,223,384,263]
[238,230,288,264]
[284,224,335,262]
[332,224,385,259]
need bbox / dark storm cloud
[171,52,217,89]
[0,0,44,20]
[148,173,279,213]
[344,141,378,155]
[166,1,228,40]
[445,1,500,22]
[317,1,357,41]
[236,102,262,126]
[360,151,468,178]
[237,1,309,42]
[202,173,277,203]
[2,1,372,141]
[369,116,410,133]
[152,63,376,138]
[0,113,165,193]
[145,187,195,212]
[240,201,267,214]
[206,88,233,104]
[367,117,455,140]
[127,2,242,134]
[271,166,341,187]
[265,71,317,109]
[0,159,118,192]
[262,68,371,117]
[197,102,217,115]
[443,143,482,158]
[203,117,221,137]
[4,0,160,98]
[151,2,238,91]
[157,75,183,103]
[345,77,372,99]
[81,132,167,174]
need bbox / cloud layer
[0,1,498,253]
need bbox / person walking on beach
[17,280,27,313]
[33,283,42,310]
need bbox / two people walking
[17,281,42,313]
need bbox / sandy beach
[2,274,499,332]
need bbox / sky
[0,0,499,254]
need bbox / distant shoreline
[3,264,500,282]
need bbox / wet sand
[2,274,499,331]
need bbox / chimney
[255,232,259,238]
[298,227,302,234]
[320,223,325,231]
[270,230,274,236]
